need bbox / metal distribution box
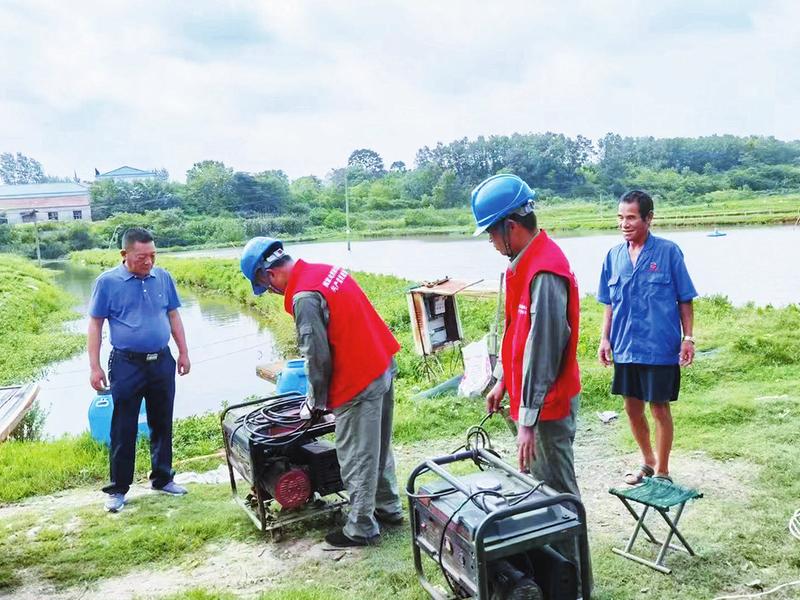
[407,278,481,356]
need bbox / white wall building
[0,183,92,224]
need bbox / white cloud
[0,0,797,182]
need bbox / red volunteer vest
[283,260,400,409]
[501,231,581,422]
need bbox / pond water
[38,262,280,437]
[179,225,800,307]
[38,224,799,437]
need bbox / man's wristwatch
[682,335,695,344]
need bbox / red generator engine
[221,393,347,537]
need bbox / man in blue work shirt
[88,227,191,512]
[597,190,697,485]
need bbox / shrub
[323,210,346,229]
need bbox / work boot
[324,528,380,548]
[154,481,188,496]
[104,493,126,513]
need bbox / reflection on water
[177,225,800,307]
[38,262,280,438]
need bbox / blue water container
[88,392,150,446]
[275,359,308,395]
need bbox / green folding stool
[609,478,703,574]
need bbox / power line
[45,331,268,377]
[39,341,273,392]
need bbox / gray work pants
[332,366,403,540]
[531,395,592,595]
[530,395,580,497]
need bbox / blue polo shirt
[89,264,182,353]
[597,234,697,365]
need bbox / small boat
[707,227,727,238]
[0,383,39,442]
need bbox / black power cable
[229,395,321,451]
[437,489,504,598]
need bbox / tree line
[3,133,800,228]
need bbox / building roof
[0,183,90,210]
[96,166,157,178]
[0,182,89,200]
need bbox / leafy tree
[0,152,45,184]
[183,160,235,214]
[348,149,385,178]
[430,170,465,208]
[89,180,180,220]
[401,164,441,203]
[389,161,407,173]
[290,175,323,207]
[253,170,291,214]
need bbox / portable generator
[408,448,591,600]
[221,392,348,537]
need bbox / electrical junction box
[406,278,481,356]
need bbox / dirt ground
[1,415,757,600]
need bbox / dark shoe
[375,511,404,527]
[652,473,673,483]
[154,481,188,496]
[104,493,126,513]
[324,528,379,548]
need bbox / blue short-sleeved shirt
[89,264,182,353]
[597,234,697,365]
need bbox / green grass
[0,412,224,503]
[270,193,800,240]
[2,252,800,598]
[0,485,256,591]
[0,254,85,386]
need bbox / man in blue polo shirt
[88,227,191,512]
[597,190,697,485]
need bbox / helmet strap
[501,220,515,259]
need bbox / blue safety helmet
[471,174,536,236]
[240,236,285,295]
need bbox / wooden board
[255,361,285,384]
[0,383,40,442]
[407,278,483,297]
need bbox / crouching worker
[240,237,404,548]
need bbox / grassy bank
[0,254,85,387]
[167,192,800,243]
[1,252,798,598]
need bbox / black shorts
[612,363,680,403]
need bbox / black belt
[114,347,169,362]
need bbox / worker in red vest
[473,174,589,580]
[240,237,403,548]
[473,174,582,483]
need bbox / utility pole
[345,168,351,252]
[25,210,42,266]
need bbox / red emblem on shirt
[649,262,658,271]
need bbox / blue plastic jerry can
[275,359,308,395]
[88,392,150,446]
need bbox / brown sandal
[623,464,654,485]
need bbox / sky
[1,0,798,182]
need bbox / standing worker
[473,174,582,490]
[88,227,191,513]
[240,237,404,548]
[597,190,697,484]
[472,174,588,584]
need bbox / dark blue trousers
[102,348,176,495]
